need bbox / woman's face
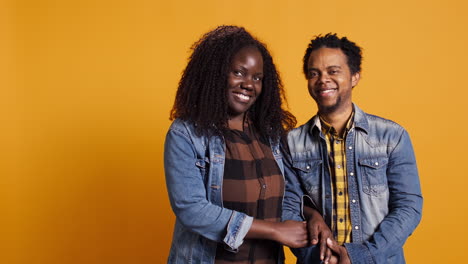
[226,46,264,122]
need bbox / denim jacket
[282,104,423,264]
[164,119,286,264]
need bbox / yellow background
[2,0,467,263]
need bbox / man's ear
[351,72,360,87]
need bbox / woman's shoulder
[167,119,196,138]
[168,119,213,141]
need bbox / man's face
[306,47,360,114]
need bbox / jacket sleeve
[282,140,324,263]
[164,126,253,251]
[344,129,423,263]
[281,140,306,222]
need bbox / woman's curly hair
[170,25,296,139]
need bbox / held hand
[303,207,333,262]
[328,255,339,264]
[274,220,308,248]
[326,238,351,264]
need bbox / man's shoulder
[355,106,406,134]
[288,116,317,138]
[354,109,411,150]
[363,113,405,131]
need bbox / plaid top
[319,113,354,245]
[215,120,284,264]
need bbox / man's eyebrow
[308,65,342,71]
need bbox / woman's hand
[272,220,308,248]
[326,238,351,264]
[246,219,308,248]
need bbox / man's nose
[318,73,330,84]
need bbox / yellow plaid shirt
[319,113,354,244]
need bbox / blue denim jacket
[165,119,286,264]
[282,104,423,264]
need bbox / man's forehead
[308,47,345,60]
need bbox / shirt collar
[318,111,355,138]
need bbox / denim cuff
[223,212,253,252]
[301,195,319,219]
[344,243,375,264]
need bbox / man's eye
[309,72,318,78]
[329,70,339,75]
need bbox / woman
[165,25,307,264]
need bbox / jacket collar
[309,103,369,135]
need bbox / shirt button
[348,146,353,150]
[337,165,341,169]
[339,218,344,223]
[350,172,354,176]
[339,191,343,196]
[262,184,266,189]
[354,225,359,230]
[335,140,340,144]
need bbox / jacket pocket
[358,157,388,197]
[195,157,209,182]
[292,159,322,196]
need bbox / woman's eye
[233,70,242,76]
[253,76,263,81]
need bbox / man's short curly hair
[303,33,362,77]
[170,25,296,139]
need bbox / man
[282,33,423,263]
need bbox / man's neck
[318,106,353,137]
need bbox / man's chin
[317,103,339,114]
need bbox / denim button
[354,225,359,230]
[352,199,356,203]
[348,146,352,150]
[350,172,354,176]
[306,165,310,170]
[375,162,379,166]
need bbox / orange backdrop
[2,0,468,263]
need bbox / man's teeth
[321,89,336,94]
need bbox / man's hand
[303,206,333,262]
[326,238,351,264]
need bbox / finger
[292,238,308,248]
[324,248,332,264]
[328,255,339,264]
[308,222,319,245]
[319,235,327,260]
[326,238,339,254]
